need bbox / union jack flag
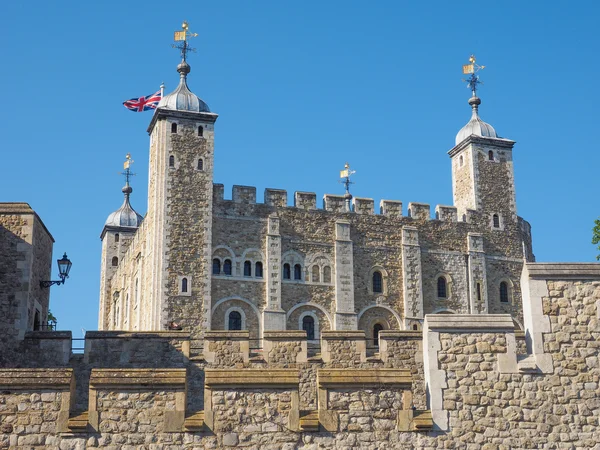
[123,90,162,112]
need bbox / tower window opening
[294,264,302,280]
[114,233,119,243]
[171,123,178,133]
[169,155,175,167]
[493,214,500,228]
[476,283,482,302]
[500,282,509,303]
[181,277,188,293]
[228,311,242,331]
[372,271,383,293]
[243,260,252,277]
[373,323,384,346]
[412,324,419,331]
[212,258,221,275]
[488,150,494,161]
[302,316,315,340]
[437,276,448,298]
[283,263,291,280]
[198,126,204,137]
[311,265,320,282]
[255,261,263,278]
[459,155,464,167]
[34,309,41,331]
[198,158,204,171]
[223,259,232,276]
[111,256,118,267]
[323,266,332,283]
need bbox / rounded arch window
[488,150,494,161]
[111,256,118,267]
[114,233,120,243]
[493,214,500,228]
[243,260,252,277]
[169,155,175,167]
[197,158,204,171]
[302,315,315,340]
[255,261,263,278]
[223,259,232,276]
[437,276,448,298]
[212,258,221,275]
[228,311,242,331]
[311,265,320,282]
[323,266,332,283]
[181,277,188,293]
[198,125,204,137]
[500,281,509,303]
[171,123,178,133]
[283,263,291,280]
[294,264,302,280]
[373,323,384,346]
[372,271,383,293]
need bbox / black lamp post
[40,253,73,288]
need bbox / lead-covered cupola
[158,60,210,113]
[455,95,498,145]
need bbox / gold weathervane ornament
[462,55,486,97]
[122,153,136,185]
[339,162,356,196]
[172,21,198,62]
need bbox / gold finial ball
[182,21,188,30]
[469,55,476,64]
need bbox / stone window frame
[367,266,388,295]
[111,291,120,328]
[196,158,204,171]
[490,212,504,230]
[169,154,175,168]
[298,310,320,343]
[111,256,118,267]
[171,122,178,134]
[197,125,204,137]
[212,246,237,278]
[305,253,334,286]
[177,275,192,296]
[498,278,514,304]
[240,248,266,281]
[224,306,246,331]
[114,233,119,243]
[282,250,305,284]
[433,272,453,301]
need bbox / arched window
[493,214,500,228]
[34,310,40,331]
[169,155,175,167]
[459,155,464,167]
[243,261,252,277]
[311,265,320,282]
[114,233,119,243]
[223,259,232,276]
[228,311,242,331]
[212,258,221,275]
[412,324,419,331]
[283,263,291,280]
[112,256,118,267]
[373,324,383,346]
[197,158,204,171]
[171,123,178,133]
[323,266,332,283]
[198,126,204,137]
[476,283,482,302]
[302,316,315,340]
[488,150,494,161]
[500,282,509,303]
[372,271,383,293]
[181,277,188,293]
[437,276,447,298]
[255,262,263,278]
[294,264,302,280]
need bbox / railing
[33,321,57,331]
[71,338,85,354]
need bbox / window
[493,214,500,228]
[212,258,221,275]
[228,311,242,331]
[372,271,383,293]
[283,263,291,280]
[488,150,494,161]
[125,294,130,320]
[323,266,332,283]
[255,262,263,278]
[198,125,204,137]
[477,283,482,302]
[412,324,419,331]
[169,155,175,167]
[312,265,320,282]
[302,316,315,340]
[135,279,139,306]
[171,123,178,133]
[197,158,204,171]
[223,259,232,276]
[112,256,118,267]
[181,277,188,293]
[34,310,40,331]
[294,264,302,280]
[500,282,509,303]
[373,324,383,346]
[114,233,119,243]
[437,276,447,298]
[243,261,252,277]
[459,155,464,167]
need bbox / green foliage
[47,309,57,322]
[592,219,600,261]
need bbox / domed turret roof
[455,96,498,145]
[158,61,210,113]
[105,185,143,228]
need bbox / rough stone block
[408,202,430,220]
[213,183,224,201]
[352,197,374,215]
[323,194,347,213]
[380,200,402,217]
[294,191,317,210]
[232,185,256,204]
[264,189,287,207]
[435,205,458,222]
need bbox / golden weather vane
[339,162,356,195]
[172,21,198,62]
[462,55,486,97]
[121,154,136,185]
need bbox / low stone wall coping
[0,368,73,389]
[204,330,249,340]
[317,368,412,388]
[527,262,600,279]
[379,330,422,340]
[205,369,299,387]
[320,331,365,340]
[85,331,190,340]
[425,314,514,331]
[263,331,307,340]
[90,368,187,388]
[24,331,72,340]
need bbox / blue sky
[1,1,598,335]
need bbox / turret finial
[462,54,486,98]
[339,162,356,212]
[121,153,136,195]
[172,20,198,64]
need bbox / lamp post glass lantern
[40,252,72,288]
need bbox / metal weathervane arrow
[172,21,198,62]
[462,55,486,96]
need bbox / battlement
[212,184,466,222]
